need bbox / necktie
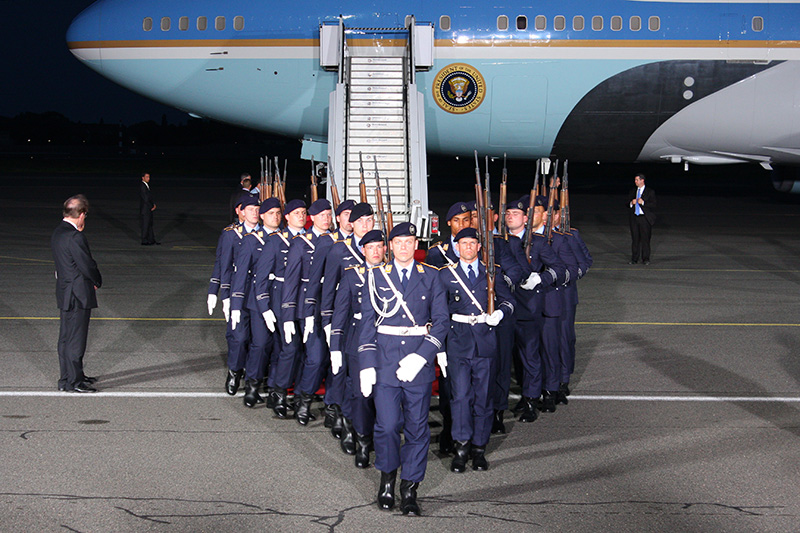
[468,264,476,283]
[635,188,642,216]
[401,268,409,289]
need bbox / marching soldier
[329,229,386,467]
[358,222,449,516]
[438,228,514,472]
[256,199,307,418]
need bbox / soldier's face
[391,236,417,265]
[337,210,353,233]
[470,211,479,229]
[286,208,307,231]
[535,206,545,227]
[553,210,561,227]
[243,205,260,225]
[505,209,526,232]
[311,209,332,232]
[448,212,471,236]
[364,241,386,266]
[456,237,480,262]
[261,207,282,230]
[352,215,375,238]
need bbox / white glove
[486,309,504,327]
[360,367,376,397]
[283,321,295,344]
[303,316,315,343]
[262,309,276,332]
[331,350,343,375]
[396,353,426,382]
[324,323,332,347]
[231,310,241,330]
[436,352,448,378]
[520,272,542,291]
[207,294,217,316]
[222,298,231,322]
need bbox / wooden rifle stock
[373,159,386,234]
[310,156,318,203]
[327,156,341,211]
[523,160,540,262]
[484,155,496,314]
[358,152,368,203]
[499,152,508,240]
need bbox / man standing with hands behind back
[52,195,103,393]
[629,173,656,265]
[140,172,159,245]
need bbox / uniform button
[421,295,426,300]
[402,314,406,319]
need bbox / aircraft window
[516,16,527,31]
[179,17,189,31]
[439,15,451,31]
[143,17,153,32]
[497,15,509,31]
[197,16,208,31]
[592,16,603,31]
[752,16,764,32]
[649,16,660,31]
[234,16,244,31]
[535,15,546,31]
[161,17,171,31]
[216,16,226,31]
[554,15,566,31]
[573,16,584,31]
[611,16,622,31]
[630,16,641,31]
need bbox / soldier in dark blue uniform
[318,202,375,446]
[359,222,449,515]
[425,201,472,454]
[330,229,386,467]
[255,199,307,418]
[229,198,282,407]
[439,228,514,472]
[281,198,334,425]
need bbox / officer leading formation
[206,158,591,516]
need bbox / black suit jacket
[140,181,154,214]
[629,186,657,225]
[51,221,102,310]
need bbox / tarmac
[1,172,799,532]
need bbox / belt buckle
[468,315,478,325]
[401,327,409,335]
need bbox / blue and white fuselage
[68,0,800,165]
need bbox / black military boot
[539,390,557,413]
[450,440,470,473]
[323,403,337,428]
[331,405,344,440]
[512,397,527,414]
[399,479,421,516]
[272,388,290,419]
[225,369,243,396]
[243,379,264,408]
[559,382,571,396]
[557,382,570,405]
[354,432,373,469]
[471,445,489,471]
[339,417,356,455]
[264,386,275,409]
[491,410,506,434]
[294,392,316,426]
[377,470,397,511]
[518,396,539,423]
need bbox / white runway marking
[2,392,800,402]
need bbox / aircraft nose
[66,1,103,63]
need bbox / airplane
[66,0,800,193]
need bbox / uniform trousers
[323,352,347,407]
[514,315,545,398]
[541,314,563,392]
[345,349,376,435]
[294,318,330,395]
[242,305,271,381]
[58,307,91,389]
[374,381,432,483]
[558,286,578,383]
[227,311,249,373]
[450,355,496,447]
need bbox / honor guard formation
[206,155,592,516]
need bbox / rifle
[374,159,394,260]
[273,156,285,211]
[373,159,387,235]
[358,151,368,203]
[484,155,496,314]
[561,160,570,233]
[310,156,318,203]
[327,156,341,211]
[499,153,508,240]
[523,159,540,262]
[544,160,559,244]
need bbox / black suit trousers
[58,307,92,389]
[630,215,653,262]
[140,210,155,244]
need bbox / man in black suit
[629,173,656,265]
[51,195,103,393]
[140,172,159,245]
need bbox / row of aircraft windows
[439,14,765,33]
[143,16,245,32]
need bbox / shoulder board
[290,233,304,240]
[224,223,237,231]
[419,261,437,269]
[532,233,545,239]
[344,264,359,272]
